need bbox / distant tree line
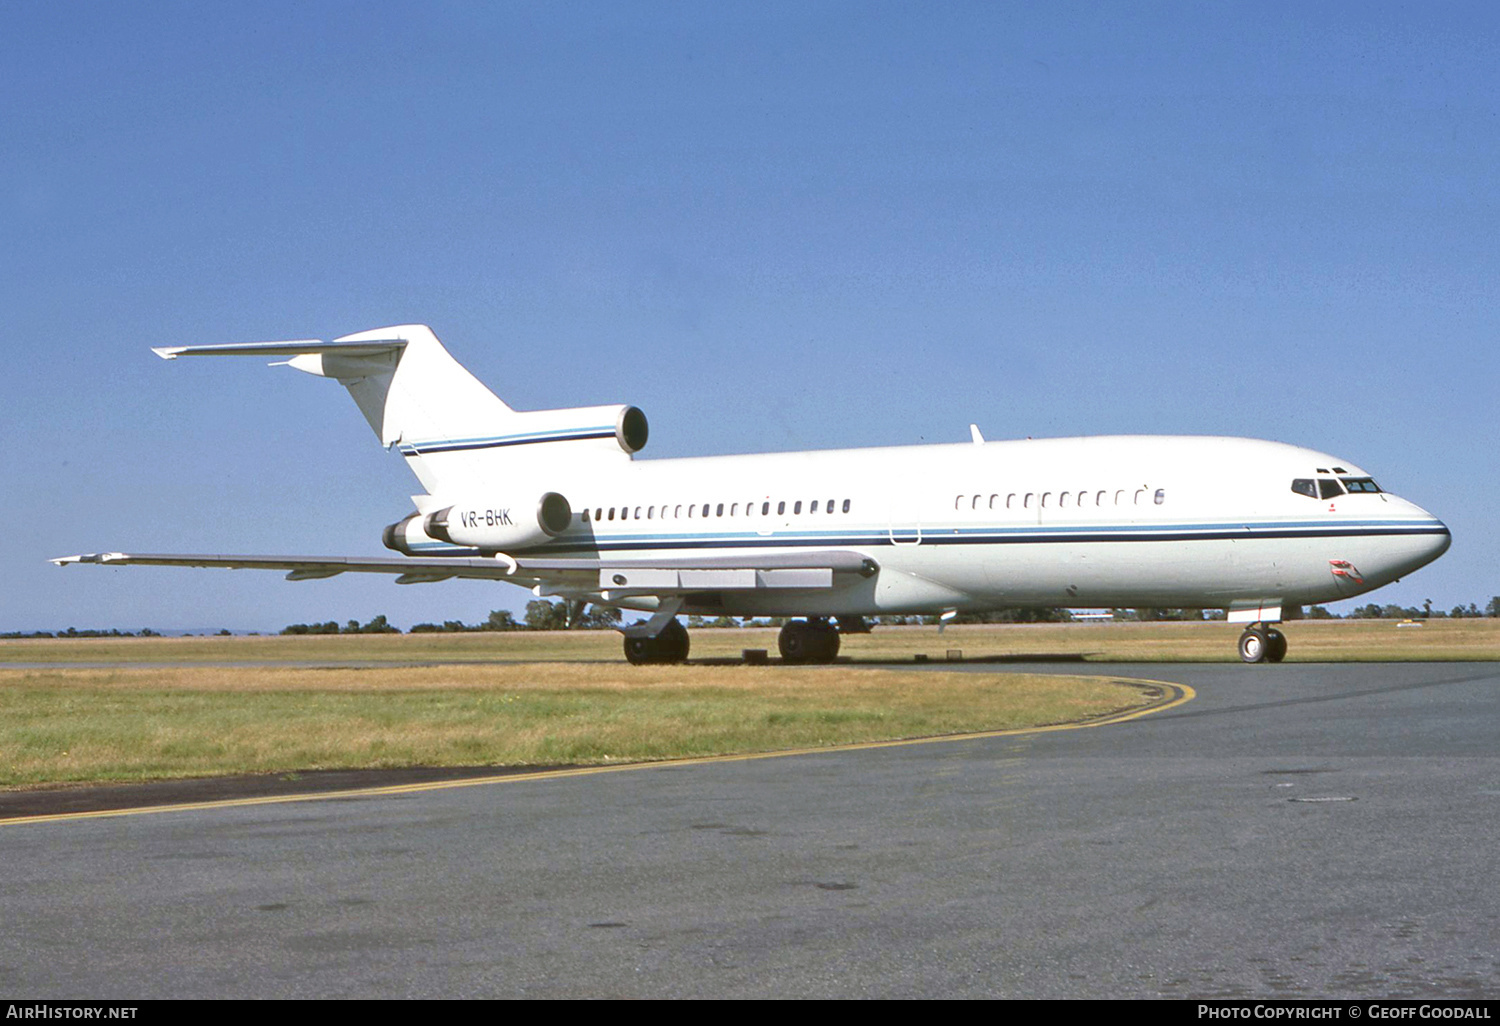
[1344,596,1500,620]
[286,602,624,635]
[10,597,1499,640]
[281,614,402,636]
[0,627,163,639]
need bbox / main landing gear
[623,617,846,666]
[622,619,691,665]
[778,618,841,665]
[1237,624,1287,664]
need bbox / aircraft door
[887,495,922,546]
[882,492,918,549]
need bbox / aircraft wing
[50,550,878,594]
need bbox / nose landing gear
[1238,624,1287,664]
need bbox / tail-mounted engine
[384,492,573,554]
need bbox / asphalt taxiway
[2,661,1496,998]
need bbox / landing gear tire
[1265,627,1287,663]
[1238,626,1269,664]
[623,619,691,665]
[623,635,656,665]
[657,619,690,663]
[778,618,841,664]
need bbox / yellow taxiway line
[1,677,1193,828]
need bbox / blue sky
[3,1,1495,631]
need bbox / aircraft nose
[1353,496,1451,588]
[1395,502,1451,575]
[1424,518,1453,562]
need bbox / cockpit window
[1291,479,1317,499]
[1317,478,1345,500]
[1341,477,1382,493]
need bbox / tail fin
[155,324,646,493]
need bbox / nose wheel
[1238,625,1287,664]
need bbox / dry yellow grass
[3,618,1496,666]
[838,618,1500,662]
[0,663,1152,787]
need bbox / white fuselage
[74,328,1448,640]
[411,434,1451,617]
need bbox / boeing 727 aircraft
[53,325,1451,664]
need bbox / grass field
[2,617,1497,665]
[0,664,1154,788]
[3,620,1490,789]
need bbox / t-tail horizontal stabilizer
[150,324,646,493]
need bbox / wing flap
[520,550,877,574]
[597,567,834,594]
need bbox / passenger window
[778,501,786,515]
[1096,490,1106,505]
[1154,489,1165,505]
[595,508,603,521]
[1114,490,1125,505]
[1134,489,1146,505]
[1060,492,1071,507]
[762,501,770,515]
[1290,479,1317,499]
[687,505,695,518]
[701,504,710,518]
[582,509,591,523]
[634,506,642,519]
[1024,493,1034,509]
[716,503,724,517]
[1007,494,1016,509]
[794,501,803,514]
[731,503,738,516]
[955,495,963,510]
[842,499,851,513]
[1318,479,1344,500]
[608,508,615,521]
[1042,492,1051,507]
[674,504,682,518]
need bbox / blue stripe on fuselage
[399,427,616,455]
[501,519,1451,557]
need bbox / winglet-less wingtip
[51,553,127,566]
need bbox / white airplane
[53,325,1451,664]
